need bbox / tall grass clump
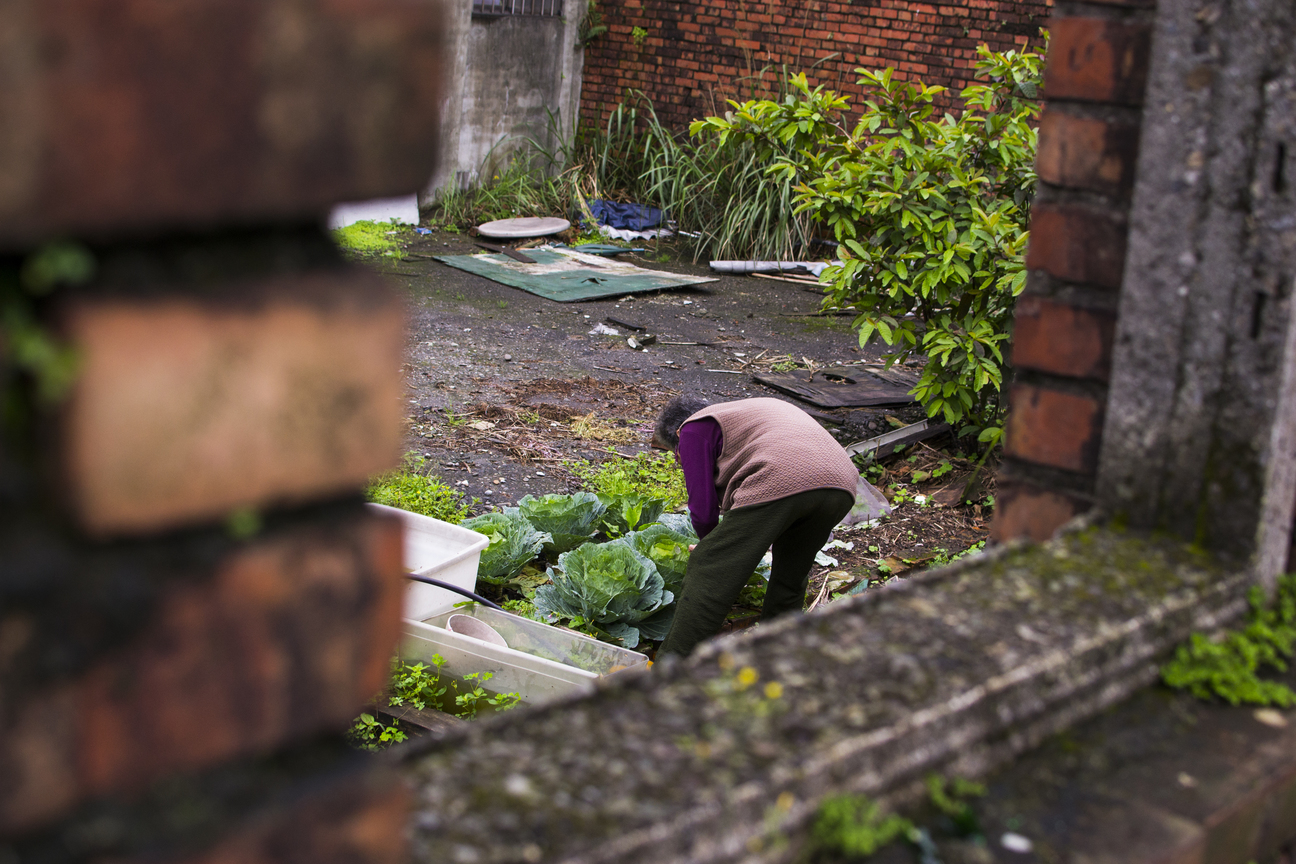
[574,91,816,261]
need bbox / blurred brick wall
[0,2,448,861]
[578,0,1051,132]
[992,0,1154,542]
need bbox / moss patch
[332,220,409,256]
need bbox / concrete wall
[424,2,584,198]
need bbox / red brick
[1004,384,1105,474]
[55,266,406,537]
[1026,203,1129,289]
[1044,17,1152,105]
[990,480,1090,543]
[0,684,79,834]
[0,508,404,833]
[1036,108,1141,196]
[78,509,403,796]
[1011,296,1116,380]
[0,0,450,249]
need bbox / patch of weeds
[812,794,913,859]
[366,453,474,523]
[332,220,408,257]
[501,598,542,620]
[631,25,648,48]
[497,300,509,309]
[389,656,523,719]
[926,774,985,837]
[1162,574,1296,706]
[570,450,687,510]
[911,459,954,483]
[347,712,407,751]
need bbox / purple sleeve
[677,418,723,539]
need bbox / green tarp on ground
[434,247,716,302]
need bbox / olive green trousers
[658,487,854,657]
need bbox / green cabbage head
[534,540,674,648]
[626,523,692,595]
[516,492,606,554]
[461,510,550,583]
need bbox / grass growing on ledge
[1161,574,1296,706]
[366,454,474,523]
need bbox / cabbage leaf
[534,540,673,648]
[596,493,667,537]
[461,510,550,584]
[516,492,606,554]
[626,523,692,595]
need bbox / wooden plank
[843,419,951,458]
[752,367,916,408]
[373,697,464,735]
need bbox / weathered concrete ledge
[405,527,1252,864]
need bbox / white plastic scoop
[447,614,509,648]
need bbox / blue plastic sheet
[588,200,665,232]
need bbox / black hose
[405,574,504,611]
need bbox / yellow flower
[736,666,759,688]
[763,681,784,700]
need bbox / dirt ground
[373,229,994,600]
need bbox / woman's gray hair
[654,395,712,450]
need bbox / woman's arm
[676,418,722,538]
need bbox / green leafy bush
[534,540,674,648]
[366,455,473,523]
[694,42,1046,443]
[1162,575,1296,706]
[461,510,551,583]
[515,492,606,554]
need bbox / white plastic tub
[402,606,649,705]
[366,503,490,620]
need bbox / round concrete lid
[477,216,570,238]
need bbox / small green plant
[925,774,985,836]
[348,713,408,751]
[1162,575,1296,706]
[332,220,408,257]
[631,25,648,48]
[2,242,92,411]
[812,794,913,858]
[386,656,524,720]
[578,0,607,43]
[366,454,473,523]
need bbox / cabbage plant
[534,540,674,648]
[461,510,550,583]
[596,492,667,537]
[626,523,692,595]
[516,492,606,554]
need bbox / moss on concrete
[406,527,1250,864]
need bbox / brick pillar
[992,2,1154,543]
[0,3,448,861]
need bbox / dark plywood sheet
[752,367,916,408]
